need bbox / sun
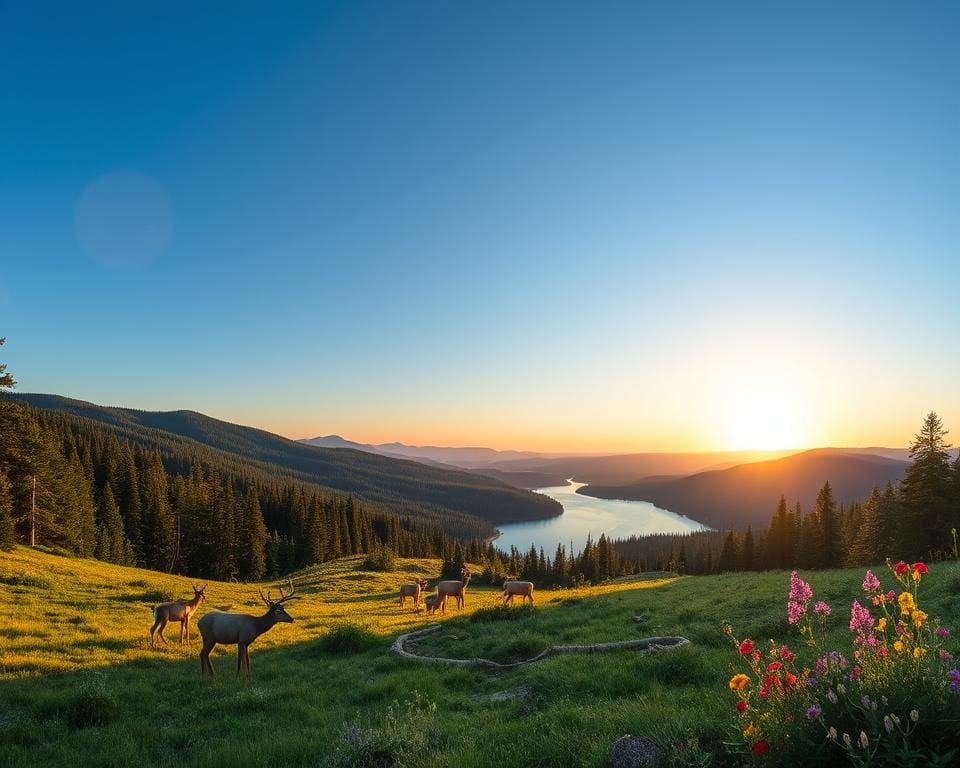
[723,391,807,450]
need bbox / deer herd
[149,566,534,675]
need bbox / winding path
[390,624,691,669]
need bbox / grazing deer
[150,584,206,649]
[398,579,428,609]
[502,580,535,605]
[424,592,446,616]
[436,567,472,613]
[197,581,298,675]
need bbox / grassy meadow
[2,546,959,767]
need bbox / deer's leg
[200,640,215,676]
[237,644,245,675]
[244,645,251,674]
[150,620,161,648]
[157,620,169,645]
[184,618,190,646]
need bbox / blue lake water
[494,480,708,553]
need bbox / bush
[316,623,380,655]
[62,676,118,730]
[338,692,441,768]
[360,546,396,572]
[724,561,960,765]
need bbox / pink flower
[850,600,873,633]
[788,600,806,625]
[789,571,813,602]
[814,601,831,616]
[862,570,880,592]
[778,646,795,662]
[936,627,951,638]
[887,590,896,602]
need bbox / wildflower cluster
[724,561,958,764]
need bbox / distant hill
[15,394,562,535]
[300,435,572,467]
[580,449,910,529]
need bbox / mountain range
[14,394,561,538]
[580,448,910,529]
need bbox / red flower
[766,662,783,672]
[894,561,909,575]
[752,740,769,757]
[912,562,928,574]
[739,639,755,655]
[778,646,795,662]
[736,700,748,713]
[851,666,861,680]
[759,686,769,700]
[752,650,761,662]
[784,672,797,687]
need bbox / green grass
[1,546,958,767]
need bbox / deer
[502,580,535,605]
[424,592,446,616]
[398,579,428,609]
[197,581,298,675]
[436,567,471,613]
[150,584,206,649]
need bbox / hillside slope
[581,449,909,529]
[15,394,561,534]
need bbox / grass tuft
[469,604,536,623]
[315,623,381,655]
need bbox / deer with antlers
[197,581,298,675]
[150,584,206,649]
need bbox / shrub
[338,692,441,768]
[360,546,396,572]
[62,676,118,729]
[316,623,380,655]
[724,560,960,765]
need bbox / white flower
[910,709,919,723]
[827,690,838,704]
[827,727,838,741]
[891,714,901,726]
[837,683,846,695]
[843,733,852,748]
[859,732,869,749]
[883,715,894,733]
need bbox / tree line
[613,412,960,574]
[0,340,488,578]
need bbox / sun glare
[724,391,807,450]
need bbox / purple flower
[949,670,960,695]
[814,601,831,616]
[806,704,821,719]
[941,650,954,664]
[936,626,951,638]
[849,600,873,633]
[862,570,880,592]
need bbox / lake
[494,480,708,553]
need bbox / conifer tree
[718,531,739,572]
[0,470,15,550]
[814,482,841,567]
[848,487,883,566]
[741,527,757,571]
[95,485,135,565]
[900,412,953,557]
[237,486,268,580]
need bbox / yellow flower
[743,723,759,738]
[913,647,926,659]
[729,673,750,691]
[893,640,905,653]
[876,617,887,631]
[912,570,921,583]
[912,610,928,627]
[898,592,915,615]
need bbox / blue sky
[2,2,958,451]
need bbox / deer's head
[258,580,298,623]
[192,583,207,604]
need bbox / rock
[488,684,532,703]
[609,735,658,768]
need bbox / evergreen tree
[718,531,740,572]
[900,412,953,557]
[848,487,883,566]
[0,470,15,550]
[814,482,841,567]
[741,527,757,571]
[796,508,825,568]
[237,486,268,580]
[95,485,135,565]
